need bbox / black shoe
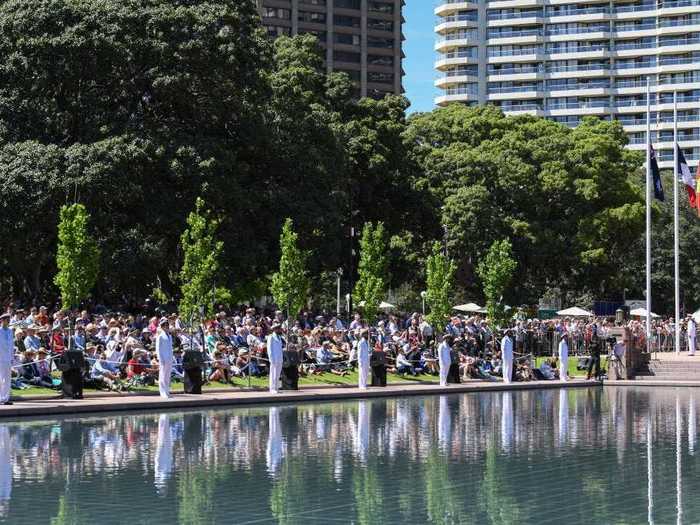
[3,401,13,405]
[73,394,83,400]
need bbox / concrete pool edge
[0,379,600,419]
[605,379,700,387]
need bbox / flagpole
[674,91,681,355]
[646,77,652,355]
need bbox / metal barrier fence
[514,329,693,358]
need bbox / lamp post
[420,290,427,315]
[336,268,343,317]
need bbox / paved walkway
[650,352,700,362]
[0,379,599,419]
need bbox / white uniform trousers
[689,335,696,356]
[358,360,369,389]
[559,352,568,382]
[502,354,513,384]
[269,359,282,394]
[158,362,172,399]
[439,361,449,387]
[0,363,10,403]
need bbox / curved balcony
[435,74,479,88]
[435,1,478,17]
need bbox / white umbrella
[630,307,660,318]
[357,301,395,309]
[453,303,482,313]
[556,306,594,317]
[692,309,700,322]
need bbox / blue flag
[649,144,664,202]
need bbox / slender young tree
[477,239,517,328]
[270,218,310,316]
[54,204,100,309]
[354,221,389,323]
[425,241,456,335]
[178,198,230,321]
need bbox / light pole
[336,268,343,317]
[421,290,427,316]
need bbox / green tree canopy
[404,105,645,303]
[54,204,100,309]
[270,218,310,316]
[477,239,517,328]
[354,222,389,323]
[178,198,230,321]
[425,242,456,334]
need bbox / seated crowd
[1,304,631,392]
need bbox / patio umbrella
[357,301,395,309]
[556,306,594,317]
[630,307,659,318]
[453,303,482,313]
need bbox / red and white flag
[677,144,697,209]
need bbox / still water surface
[0,387,698,524]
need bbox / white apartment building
[435,0,700,167]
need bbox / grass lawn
[12,369,440,398]
[535,356,608,377]
[14,359,604,399]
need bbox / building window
[368,1,394,14]
[367,36,394,49]
[334,50,361,63]
[336,0,361,9]
[335,33,361,46]
[368,54,394,66]
[334,15,361,28]
[263,7,291,20]
[368,71,394,84]
[368,19,394,32]
[299,10,326,23]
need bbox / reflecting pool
[0,387,698,524]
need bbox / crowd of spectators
[1,302,693,393]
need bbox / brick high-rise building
[257,0,404,98]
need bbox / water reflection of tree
[478,445,528,525]
[425,447,474,525]
[270,456,309,525]
[177,465,218,525]
[50,495,83,525]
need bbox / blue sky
[403,1,436,114]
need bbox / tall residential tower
[435,0,700,167]
[258,0,405,98]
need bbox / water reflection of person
[689,394,696,456]
[355,401,370,464]
[266,406,283,477]
[438,395,451,453]
[558,389,569,447]
[501,392,514,453]
[155,414,173,496]
[0,426,11,519]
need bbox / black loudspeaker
[184,368,203,394]
[370,351,386,367]
[283,350,300,368]
[183,351,205,370]
[57,351,86,372]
